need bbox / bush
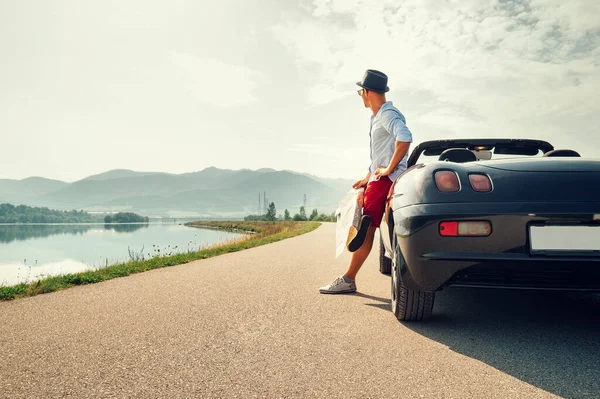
[104,212,149,223]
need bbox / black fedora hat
[356,69,389,93]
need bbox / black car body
[379,139,600,321]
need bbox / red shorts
[363,177,393,228]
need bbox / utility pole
[264,192,267,214]
[258,193,261,216]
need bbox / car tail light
[439,221,492,237]
[434,171,460,192]
[469,174,492,192]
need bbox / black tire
[379,235,392,275]
[391,236,435,321]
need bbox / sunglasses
[357,88,365,96]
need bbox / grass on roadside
[0,221,321,301]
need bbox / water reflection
[0,223,243,286]
[1,259,95,286]
[0,223,149,244]
[104,224,149,233]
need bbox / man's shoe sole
[347,215,372,252]
[319,288,357,294]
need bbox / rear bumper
[392,202,600,292]
[425,252,600,291]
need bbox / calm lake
[0,222,244,286]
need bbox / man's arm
[374,141,410,178]
[353,171,371,189]
[374,109,413,178]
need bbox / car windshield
[414,149,544,165]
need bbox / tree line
[0,203,150,224]
[0,203,101,224]
[244,202,336,222]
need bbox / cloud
[169,52,262,107]
[271,0,600,146]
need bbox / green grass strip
[0,221,321,301]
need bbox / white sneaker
[319,276,356,294]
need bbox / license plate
[530,225,600,252]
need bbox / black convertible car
[378,138,600,321]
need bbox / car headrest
[438,148,477,163]
[543,149,581,157]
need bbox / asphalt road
[1,223,599,398]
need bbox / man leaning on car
[320,69,413,294]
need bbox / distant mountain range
[0,168,355,218]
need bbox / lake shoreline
[184,221,260,234]
[0,222,246,286]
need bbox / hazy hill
[80,169,171,182]
[0,168,354,218]
[0,177,68,207]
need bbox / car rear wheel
[391,236,435,321]
[379,235,392,275]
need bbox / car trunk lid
[479,158,600,173]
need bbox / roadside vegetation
[244,203,336,222]
[0,220,320,301]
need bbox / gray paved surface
[1,223,599,398]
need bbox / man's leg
[319,177,390,294]
[344,177,391,280]
[319,225,377,294]
[344,226,377,280]
[319,224,379,294]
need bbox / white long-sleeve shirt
[368,101,413,183]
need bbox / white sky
[1,0,598,182]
